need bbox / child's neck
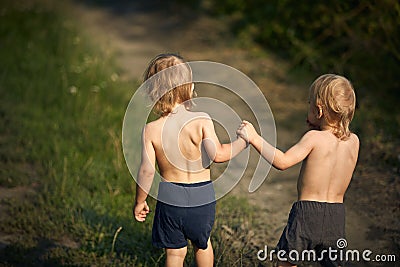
[319,120,334,132]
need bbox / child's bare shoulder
[145,118,161,129]
[304,130,322,137]
[189,111,212,124]
[299,130,330,147]
[348,133,360,148]
[349,132,359,142]
[301,130,323,141]
[143,119,162,139]
[186,111,213,132]
[191,111,211,120]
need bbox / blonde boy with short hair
[237,74,359,267]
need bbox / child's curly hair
[309,74,356,140]
[143,53,193,116]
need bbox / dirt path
[70,1,397,266]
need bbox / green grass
[0,1,257,266]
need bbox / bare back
[145,106,211,183]
[298,130,359,202]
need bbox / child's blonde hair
[309,74,356,140]
[143,53,193,116]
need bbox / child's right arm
[133,125,155,222]
[237,120,315,170]
[202,116,247,163]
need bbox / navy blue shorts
[276,201,346,266]
[152,181,216,249]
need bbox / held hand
[236,123,249,143]
[236,123,249,147]
[236,120,258,144]
[133,201,150,222]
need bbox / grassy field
[0,2,257,266]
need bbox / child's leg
[193,238,213,267]
[165,247,187,267]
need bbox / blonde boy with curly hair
[134,53,247,267]
[238,74,359,267]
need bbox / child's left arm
[133,125,156,222]
[237,120,315,170]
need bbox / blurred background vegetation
[0,0,398,266]
[179,0,400,167]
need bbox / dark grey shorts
[152,181,216,249]
[276,200,346,266]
